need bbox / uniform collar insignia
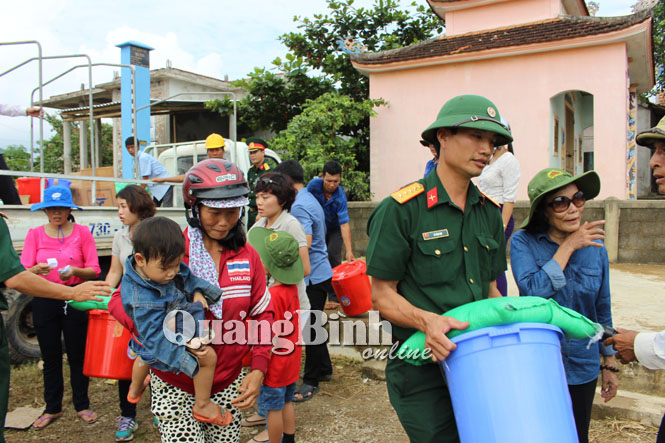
[427,188,438,208]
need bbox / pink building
[351,0,655,201]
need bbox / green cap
[248,228,303,285]
[521,168,601,229]
[246,137,268,151]
[636,115,665,148]
[421,95,513,147]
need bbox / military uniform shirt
[247,158,278,226]
[0,217,26,309]
[366,171,506,341]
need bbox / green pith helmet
[636,115,665,148]
[521,168,601,230]
[421,94,513,147]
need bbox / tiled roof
[351,10,651,66]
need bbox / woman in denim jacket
[510,168,618,443]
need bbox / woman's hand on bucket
[424,313,470,362]
[232,369,264,409]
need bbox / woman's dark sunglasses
[547,190,585,213]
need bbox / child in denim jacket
[120,216,230,426]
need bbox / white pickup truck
[2,139,280,363]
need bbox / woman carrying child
[104,185,156,441]
[109,159,273,442]
[119,216,227,426]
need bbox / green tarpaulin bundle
[397,296,603,366]
[66,295,111,311]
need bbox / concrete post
[95,119,102,167]
[604,197,620,263]
[229,111,236,142]
[79,119,88,170]
[63,121,72,174]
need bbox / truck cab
[143,139,281,205]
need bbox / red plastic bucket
[83,309,133,380]
[16,177,41,203]
[331,261,372,316]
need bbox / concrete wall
[348,199,665,263]
[445,0,562,36]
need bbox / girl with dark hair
[510,168,617,443]
[104,184,156,441]
[20,186,101,429]
[243,172,311,435]
[109,159,273,443]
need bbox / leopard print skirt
[150,370,245,443]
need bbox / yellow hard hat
[205,133,226,150]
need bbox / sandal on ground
[324,301,340,310]
[192,406,232,426]
[293,383,319,403]
[33,412,63,430]
[127,375,151,404]
[77,409,98,424]
[241,414,266,427]
[246,431,269,443]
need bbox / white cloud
[0,0,638,150]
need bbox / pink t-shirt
[20,224,101,286]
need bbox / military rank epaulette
[391,182,425,204]
[263,162,271,171]
[479,190,501,208]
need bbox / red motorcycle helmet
[182,159,249,208]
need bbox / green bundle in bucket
[398,296,603,366]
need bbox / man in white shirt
[125,137,173,207]
[605,115,665,442]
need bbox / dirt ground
[6,262,665,442]
[5,357,659,443]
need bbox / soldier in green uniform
[366,95,512,443]
[246,137,278,227]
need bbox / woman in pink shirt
[20,186,101,429]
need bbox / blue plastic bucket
[441,322,577,443]
[46,178,72,189]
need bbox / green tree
[207,0,443,200]
[271,92,385,201]
[2,145,31,171]
[280,0,443,102]
[39,114,114,174]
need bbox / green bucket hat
[248,227,304,285]
[521,168,601,229]
[636,115,665,148]
[421,95,513,147]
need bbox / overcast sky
[0,0,640,149]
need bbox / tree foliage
[36,114,114,174]
[3,145,31,171]
[271,93,385,201]
[207,0,443,200]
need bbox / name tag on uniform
[422,229,449,240]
